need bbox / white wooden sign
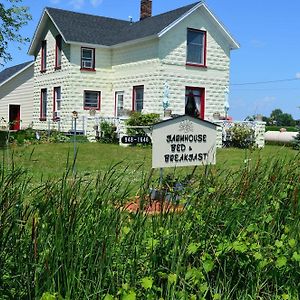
[152,115,218,168]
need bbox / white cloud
[296,73,300,79]
[90,0,103,7]
[69,0,85,9]
[68,0,103,9]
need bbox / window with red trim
[185,87,205,119]
[186,29,206,66]
[132,86,144,112]
[40,89,47,120]
[53,87,61,120]
[55,35,62,69]
[41,40,47,72]
[84,91,100,110]
[81,47,95,70]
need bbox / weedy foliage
[0,154,300,299]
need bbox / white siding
[158,8,231,120]
[0,65,34,128]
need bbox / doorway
[9,105,21,130]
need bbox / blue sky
[2,0,300,120]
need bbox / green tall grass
[0,153,299,299]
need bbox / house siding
[158,8,231,120]
[33,18,73,131]
[0,65,34,128]
[112,40,161,115]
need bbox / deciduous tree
[0,0,31,64]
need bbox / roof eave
[28,8,67,56]
[0,61,34,87]
[158,2,240,50]
[111,35,158,49]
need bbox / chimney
[140,0,152,20]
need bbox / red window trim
[55,35,62,70]
[186,28,207,68]
[40,88,47,121]
[132,85,144,112]
[53,86,61,121]
[185,86,205,119]
[114,91,118,117]
[40,40,47,72]
[81,47,96,71]
[83,90,101,110]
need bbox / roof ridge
[137,1,200,22]
[45,6,130,23]
[46,2,201,24]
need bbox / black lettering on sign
[166,134,208,143]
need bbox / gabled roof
[29,1,239,55]
[0,61,34,87]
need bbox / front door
[9,105,21,130]
[115,91,124,117]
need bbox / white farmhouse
[0,61,34,130]
[0,0,239,134]
[29,0,239,130]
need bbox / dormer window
[186,29,206,67]
[55,35,62,69]
[41,40,47,72]
[81,47,95,70]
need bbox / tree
[0,0,31,64]
[269,109,295,127]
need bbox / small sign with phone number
[121,135,151,144]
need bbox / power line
[231,87,300,91]
[230,78,300,86]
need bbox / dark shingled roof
[0,61,33,85]
[46,2,199,46]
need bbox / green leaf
[203,260,214,273]
[254,252,263,260]
[288,239,296,248]
[275,240,283,248]
[292,252,300,262]
[282,294,289,300]
[200,283,208,293]
[40,293,56,300]
[276,256,287,268]
[168,273,177,284]
[232,241,247,253]
[140,277,153,290]
[122,226,130,235]
[213,293,221,300]
[104,295,114,300]
[187,242,200,255]
[208,187,216,193]
[122,291,136,300]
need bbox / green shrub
[226,124,255,148]
[292,126,300,150]
[125,112,160,135]
[99,121,118,144]
[0,130,8,148]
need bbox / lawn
[1,143,297,183]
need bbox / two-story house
[27,0,239,132]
